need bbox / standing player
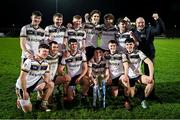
[125,38,154,109]
[64,15,86,52]
[115,19,137,52]
[104,40,131,110]
[16,44,54,112]
[100,13,117,51]
[20,11,45,63]
[83,10,101,61]
[44,13,66,51]
[88,47,109,108]
[58,38,88,102]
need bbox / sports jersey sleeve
[82,52,87,62]
[21,59,31,72]
[20,26,27,37]
[45,64,50,73]
[88,60,92,68]
[83,31,86,40]
[138,50,147,60]
[64,30,68,38]
[122,53,128,63]
[61,57,66,65]
[44,26,50,42]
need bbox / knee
[47,81,54,89]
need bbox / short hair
[125,38,135,43]
[68,38,77,45]
[38,43,49,49]
[94,47,103,51]
[53,12,63,18]
[116,18,127,25]
[49,41,58,46]
[73,15,82,20]
[108,40,117,45]
[90,9,101,18]
[104,13,115,21]
[32,11,42,17]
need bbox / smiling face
[108,42,117,53]
[118,21,127,32]
[94,49,103,60]
[39,48,49,59]
[136,17,145,31]
[50,43,59,55]
[73,18,82,28]
[69,41,78,52]
[31,15,42,26]
[125,42,135,53]
[53,16,63,27]
[91,13,100,25]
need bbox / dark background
[0,0,179,36]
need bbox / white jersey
[61,50,87,77]
[45,25,66,44]
[88,57,108,78]
[20,24,45,58]
[126,50,147,78]
[65,27,86,49]
[100,25,117,50]
[83,23,101,47]
[46,52,61,80]
[105,52,128,79]
[115,31,131,52]
[16,59,49,89]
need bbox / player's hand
[147,76,153,84]
[84,13,90,23]
[152,13,159,20]
[75,77,81,84]
[63,50,70,58]
[25,52,34,59]
[23,91,29,100]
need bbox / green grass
[0,37,180,119]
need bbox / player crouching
[15,44,54,112]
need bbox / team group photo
[0,0,180,119]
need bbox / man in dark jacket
[133,13,165,98]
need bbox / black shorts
[129,75,141,87]
[69,74,80,86]
[112,76,121,86]
[16,79,43,99]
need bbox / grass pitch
[0,37,180,119]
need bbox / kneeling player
[58,39,88,103]
[105,40,131,110]
[88,47,109,108]
[125,38,154,109]
[16,44,54,112]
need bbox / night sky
[0,0,179,30]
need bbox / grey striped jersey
[100,25,117,50]
[45,25,66,44]
[88,57,108,78]
[46,52,62,80]
[61,50,87,77]
[83,23,101,47]
[105,52,128,79]
[20,24,45,58]
[126,50,147,78]
[16,59,49,89]
[115,31,131,52]
[65,27,86,49]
